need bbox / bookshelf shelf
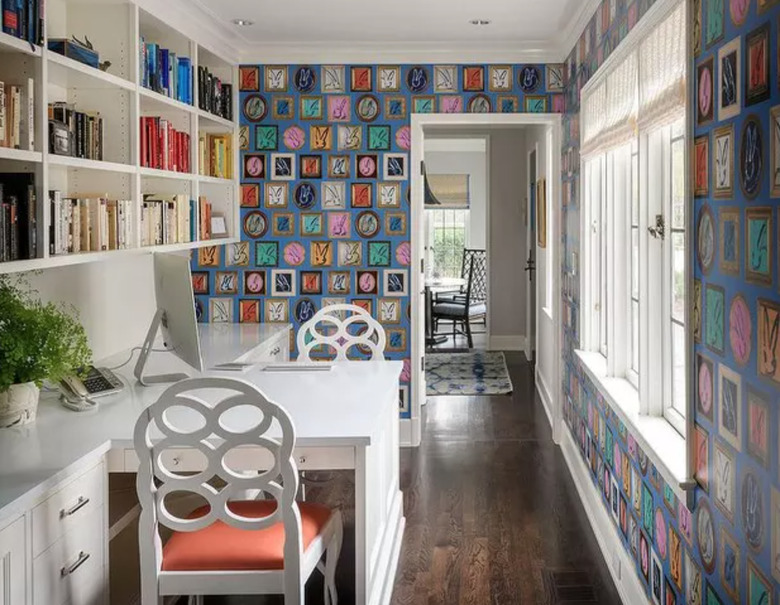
[139,167,195,180]
[47,51,136,92]
[48,155,137,174]
[197,109,233,129]
[0,33,41,57]
[0,148,43,163]
[198,174,233,185]
[0,0,238,275]
[0,237,239,275]
[139,86,194,114]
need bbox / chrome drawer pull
[61,551,90,577]
[60,496,90,518]
[270,347,281,356]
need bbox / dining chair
[432,255,488,349]
[297,303,386,361]
[435,248,487,302]
[134,376,344,605]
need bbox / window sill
[575,350,688,503]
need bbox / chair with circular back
[134,376,343,605]
[296,303,386,362]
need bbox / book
[0,173,35,262]
[47,102,104,160]
[140,116,190,173]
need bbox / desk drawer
[32,462,105,558]
[33,514,105,605]
[124,446,355,472]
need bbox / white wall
[25,255,156,361]
[424,149,487,250]
[527,125,556,402]
[488,130,528,342]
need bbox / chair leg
[465,317,473,349]
[323,512,344,605]
[188,597,204,605]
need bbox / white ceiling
[191,0,598,63]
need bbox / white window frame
[427,207,470,279]
[576,0,689,501]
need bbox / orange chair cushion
[161,500,333,572]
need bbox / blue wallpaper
[563,0,780,603]
[193,63,565,418]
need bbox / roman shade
[581,1,686,157]
[638,2,686,130]
[425,174,470,208]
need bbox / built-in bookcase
[0,0,238,274]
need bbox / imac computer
[134,252,203,385]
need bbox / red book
[140,118,147,167]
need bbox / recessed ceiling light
[232,18,254,26]
[470,19,491,25]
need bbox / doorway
[408,114,563,448]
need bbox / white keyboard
[261,362,334,372]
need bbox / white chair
[296,303,386,362]
[133,376,343,605]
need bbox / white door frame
[423,134,491,344]
[407,113,563,448]
[525,143,539,363]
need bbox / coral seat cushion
[162,500,333,572]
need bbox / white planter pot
[0,382,40,428]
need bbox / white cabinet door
[0,517,27,605]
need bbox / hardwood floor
[197,352,622,604]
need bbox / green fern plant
[0,275,92,392]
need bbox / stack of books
[0,172,37,262]
[48,192,134,254]
[0,79,34,151]
[140,117,190,173]
[1,0,43,45]
[48,102,104,161]
[140,193,209,246]
[197,67,232,121]
[198,132,232,179]
[139,38,193,105]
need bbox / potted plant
[0,276,91,428]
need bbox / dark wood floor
[194,352,622,604]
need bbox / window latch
[648,214,665,240]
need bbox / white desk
[0,323,405,605]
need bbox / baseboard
[535,367,554,430]
[560,430,648,605]
[488,335,527,351]
[400,417,421,447]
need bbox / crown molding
[237,41,562,65]
[554,0,602,60]
[137,0,241,65]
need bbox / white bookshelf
[0,0,239,275]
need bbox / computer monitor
[134,252,203,386]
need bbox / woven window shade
[638,3,686,130]
[426,174,470,208]
[581,53,638,157]
[581,1,686,157]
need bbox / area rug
[426,351,513,396]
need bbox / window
[580,1,687,437]
[428,208,468,278]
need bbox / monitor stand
[134,309,190,386]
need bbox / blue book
[25,0,33,42]
[2,0,17,37]
[161,49,169,94]
[148,43,157,90]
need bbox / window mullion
[638,134,652,414]
[610,149,630,378]
[644,129,666,416]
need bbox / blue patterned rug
[426,351,513,396]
